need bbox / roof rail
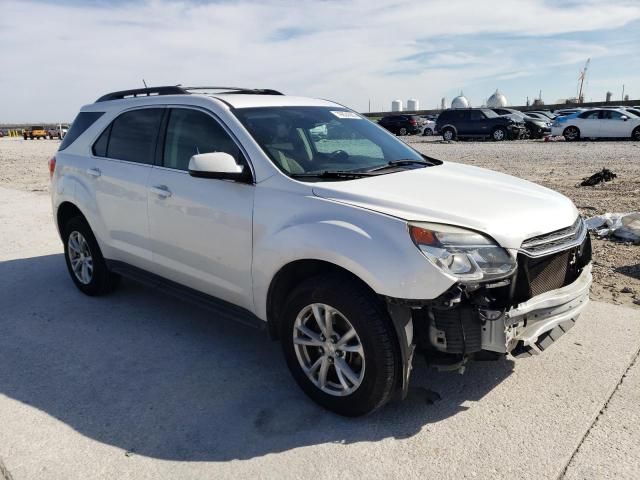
[184,86,284,95]
[95,86,187,103]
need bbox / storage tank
[451,92,469,109]
[486,89,508,107]
[406,98,419,111]
[391,99,403,112]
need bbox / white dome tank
[487,89,508,107]
[406,98,419,111]
[451,92,469,109]
[391,99,403,112]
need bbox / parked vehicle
[436,108,525,141]
[490,108,551,139]
[553,108,586,117]
[551,108,640,141]
[420,118,438,136]
[23,126,48,140]
[527,110,556,120]
[378,115,422,136]
[51,86,592,416]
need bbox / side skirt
[105,260,266,331]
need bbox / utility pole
[622,85,625,102]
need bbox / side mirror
[188,152,249,182]
[621,115,628,121]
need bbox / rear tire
[281,273,399,416]
[563,126,580,141]
[399,127,407,136]
[62,216,120,296]
[442,127,456,141]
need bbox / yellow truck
[23,126,49,140]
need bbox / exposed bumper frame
[483,263,592,356]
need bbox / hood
[312,162,578,249]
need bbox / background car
[551,108,640,141]
[377,115,422,136]
[436,108,525,141]
[420,117,438,136]
[491,108,551,139]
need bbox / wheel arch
[266,259,379,340]
[56,201,88,236]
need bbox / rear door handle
[86,168,101,178]
[150,185,172,198]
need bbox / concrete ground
[1,185,639,480]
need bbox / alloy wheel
[493,128,505,140]
[293,303,365,397]
[67,231,94,284]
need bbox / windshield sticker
[331,111,362,119]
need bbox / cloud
[0,0,639,121]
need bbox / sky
[1,0,640,122]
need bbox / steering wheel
[328,150,349,161]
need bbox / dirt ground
[1,135,638,307]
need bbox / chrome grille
[520,217,586,257]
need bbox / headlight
[409,223,516,282]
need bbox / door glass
[469,110,485,120]
[107,109,164,164]
[163,109,242,171]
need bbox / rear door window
[106,108,164,164]
[59,111,105,151]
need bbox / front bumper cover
[482,263,592,357]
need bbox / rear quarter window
[58,112,105,151]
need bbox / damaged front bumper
[484,263,592,357]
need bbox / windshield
[234,107,429,179]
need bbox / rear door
[146,107,255,310]
[575,110,601,137]
[90,107,164,269]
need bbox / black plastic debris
[579,168,617,187]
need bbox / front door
[147,107,255,310]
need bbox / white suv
[50,86,592,416]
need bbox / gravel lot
[1,135,639,307]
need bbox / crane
[578,58,590,104]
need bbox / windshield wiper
[364,159,429,173]
[289,170,379,180]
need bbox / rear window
[58,112,105,151]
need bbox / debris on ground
[585,212,640,242]
[578,168,617,187]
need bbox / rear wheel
[281,274,399,416]
[63,216,120,296]
[632,127,640,141]
[442,127,456,141]
[399,127,407,136]
[492,126,507,141]
[563,126,580,141]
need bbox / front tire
[423,128,433,136]
[281,274,399,416]
[632,127,640,141]
[492,126,507,141]
[563,126,580,141]
[62,216,120,296]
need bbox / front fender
[252,189,456,320]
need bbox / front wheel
[281,274,399,416]
[632,127,640,141]
[492,127,507,141]
[423,128,433,136]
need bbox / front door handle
[86,168,101,178]
[150,185,172,198]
